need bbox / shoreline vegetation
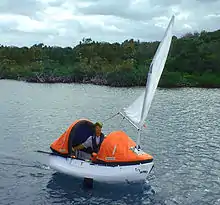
[0,30,220,88]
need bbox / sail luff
[145,15,174,120]
[147,15,175,74]
[140,19,172,127]
[140,15,175,124]
[139,64,153,127]
[124,15,175,131]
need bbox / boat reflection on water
[46,172,156,205]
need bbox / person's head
[94,122,103,136]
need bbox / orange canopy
[94,130,153,164]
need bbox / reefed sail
[124,15,175,127]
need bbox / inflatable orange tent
[93,130,153,165]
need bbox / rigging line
[102,112,120,123]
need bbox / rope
[102,112,120,123]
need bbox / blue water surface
[0,80,219,205]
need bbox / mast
[136,63,153,147]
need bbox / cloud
[0,0,219,47]
[75,0,169,21]
[0,0,42,17]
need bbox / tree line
[0,29,220,87]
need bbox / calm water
[0,80,219,205]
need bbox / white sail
[124,15,175,127]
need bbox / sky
[0,0,220,47]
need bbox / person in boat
[72,122,105,160]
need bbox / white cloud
[0,0,219,47]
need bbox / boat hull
[49,155,154,184]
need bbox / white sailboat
[48,15,175,185]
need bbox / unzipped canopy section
[50,119,94,156]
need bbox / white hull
[49,155,154,184]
